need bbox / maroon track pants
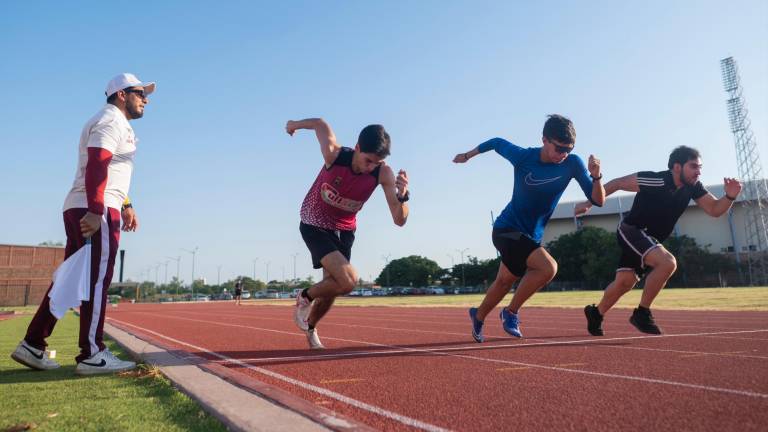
[25,207,121,363]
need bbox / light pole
[291,252,299,282]
[166,256,181,295]
[456,248,468,287]
[182,247,198,298]
[265,261,270,283]
[217,265,223,285]
[252,258,258,281]
[382,254,391,287]
[163,260,169,285]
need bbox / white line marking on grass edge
[108,318,451,432]
[114,314,768,400]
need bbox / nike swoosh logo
[23,345,44,360]
[80,359,107,367]
[525,172,562,186]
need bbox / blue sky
[1,1,766,284]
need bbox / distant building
[0,244,65,306]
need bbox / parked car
[192,294,210,302]
[219,293,233,301]
[241,290,251,299]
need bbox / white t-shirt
[63,104,137,212]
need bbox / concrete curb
[104,322,331,432]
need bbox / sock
[301,288,313,302]
[637,305,650,312]
[308,324,315,331]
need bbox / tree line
[375,227,743,289]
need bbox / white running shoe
[294,293,312,331]
[11,340,60,371]
[75,349,136,375]
[306,328,325,350]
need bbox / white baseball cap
[105,73,156,97]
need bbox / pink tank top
[300,147,380,231]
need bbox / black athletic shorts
[492,228,541,277]
[616,222,661,277]
[300,222,355,269]
[234,289,242,296]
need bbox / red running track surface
[106,303,768,431]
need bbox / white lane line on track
[113,313,768,399]
[170,310,768,360]
[590,344,768,360]
[209,308,767,332]
[319,308,768,324]
[108,318,451,432]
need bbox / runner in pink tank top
[286,118,410,349]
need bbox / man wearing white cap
[11,73,155,375]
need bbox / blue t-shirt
[478,137,598,243]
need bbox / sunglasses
[123,88,147,99]
[547,139,573,154]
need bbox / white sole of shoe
[74,364,136,376]
[10,352,59,371]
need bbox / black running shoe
[629,307,662,335]
[584,304,604,336]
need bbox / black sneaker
[584,304,604,336]
[629,307,662,335]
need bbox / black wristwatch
[397,190,410,203]
[591,174,603,182]
[725,194,736,201]
[122,203,133,211]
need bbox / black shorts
[492,228,541,277]
[234,289,242,296]
[300,222,355,269]
[616,222,661,277]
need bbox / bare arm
[695,177,742,217]
[379,164,409,226]
[286,118,341,167]
[575,173,639,216]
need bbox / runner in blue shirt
[454,114,605,341]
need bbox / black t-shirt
[622,170,708,241]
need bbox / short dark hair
[668,146,701,170]
[542,114,576,145]
[106,92,118,104]
[357,124,391,158]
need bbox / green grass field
[251,287,768,311]
[0,312,226,432]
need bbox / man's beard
[681,173,696,187]
[126,104,144,120]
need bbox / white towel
[48,242,91,319]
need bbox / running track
[106,302,768,431]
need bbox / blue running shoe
[500,309,523,338]
[468,307,484,343]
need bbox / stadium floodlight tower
[721,57,768,285]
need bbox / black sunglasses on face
[123,88,146,99]
[547,140,573,154]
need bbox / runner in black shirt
[575,146,742,335]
